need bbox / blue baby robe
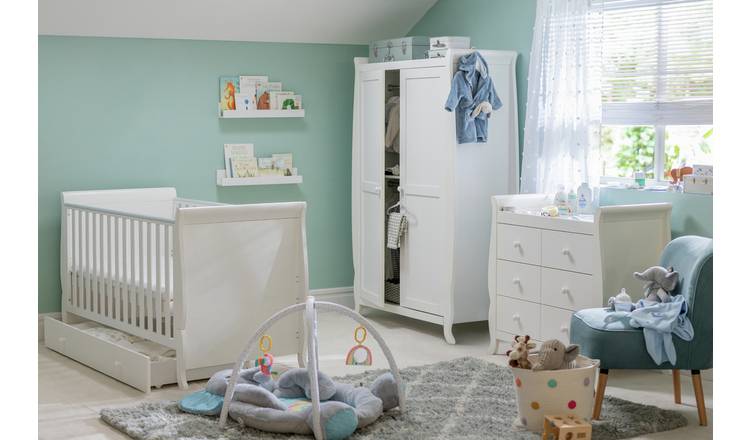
[444,51,502,144]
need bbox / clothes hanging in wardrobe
[383,188,400,280]
[385,96,400,152]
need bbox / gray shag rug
[100,357,687,440]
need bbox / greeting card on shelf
[219,76,240,111]
[236,93,256,111]
[272,153,294,176]
[269,91,294,110]
[256,82,282,110]
[239,75,268,96]
[232,158,258,178]
[281,95,302,110]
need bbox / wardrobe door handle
[512,277,521,285]
[561,287,570,295]
[374,186,382,195]
[512,314,520,321]
[562,248,571,256]
[560,325,569,333]
[513,241,522,248]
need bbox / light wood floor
[39,308,712,439]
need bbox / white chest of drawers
[488,194,673,353]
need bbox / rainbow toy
[254,335,274,375]
[345,326,373,366]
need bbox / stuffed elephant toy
[634,266,679,303]
[532,339,580,371]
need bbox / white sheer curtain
[520,0,603,195]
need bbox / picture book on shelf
[224,143,254,177]
[272,153,294,176]
[269,91,294,110]
[235,93,256,111]
[281,95,302,110]
[239,75,268,96]
[257,157,276,176]
[232,158,258,178]
[256,82,282,110]
[219,76,240,111]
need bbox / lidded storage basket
[511,355,600,432]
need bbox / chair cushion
[571,308,691,370]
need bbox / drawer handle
[512,314,520,321]
[562,248,571,256]
[561,287,570,295]
[58,337,67,343]
[513,241,522,248]
[512,277,521,285]
[560,325,569,333]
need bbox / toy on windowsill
[532,340,580,371]
[542,415,592,440]
[506,335,537,369]
[345,325,373,366]
[665,165,694,184]
[255,335,274,376]
[634,266,679,303]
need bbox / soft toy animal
[506,335,536,369]
[634,266,679,303]
[532,340,580,371]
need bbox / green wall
[599,188,713,238]
[39,36,366,313]
[409,0,537,146]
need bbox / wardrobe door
[399,67,452,316]
[357,69,385,307]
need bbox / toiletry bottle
[577,182,592,214]
[554,185,567,214]
[567,189,577,214]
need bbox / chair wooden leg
[691,370,708,426]
[593,369,608,420]
[672,369,682,404]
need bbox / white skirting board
[38,288,353,340]
[309,287,354,309]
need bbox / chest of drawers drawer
[496,260,541,303]
[541,230,594,274]
[497,224,541,265]
[496,296,540,339]
[540,305,574,345]
[540,267,597,311]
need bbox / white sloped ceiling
[39,0,438,44]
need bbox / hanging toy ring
[354,326,367,344]
[259,335,273,353]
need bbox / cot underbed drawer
[44,316,176,392]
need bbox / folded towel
[386,212,407,250]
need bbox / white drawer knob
[513,241,521,248]
[560,325,569,333]
[58,337,66,343]
[561,287,570,295]
[562,248,571,256]
[512,277,521,285]
[114,360,122,368]
[512,314,520,321]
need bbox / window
[600,0,713,181]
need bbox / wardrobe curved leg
[443,322,456,345]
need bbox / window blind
[601,0,713,124]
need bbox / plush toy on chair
[634,266,679,303]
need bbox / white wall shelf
[218,104,305,119]
[216,170,302,186]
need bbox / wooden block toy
[542,415,592,440]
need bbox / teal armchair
[570,235,713,425]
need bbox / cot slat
[83,211,89,311]
[129,219,135,325]
[114,216,121,321]
[139,220,146,331]
[165,224,173,338]
[71,209,78,310]
[146,222,152,330]
[155,224,162,335]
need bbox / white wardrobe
[351,50,519,344]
